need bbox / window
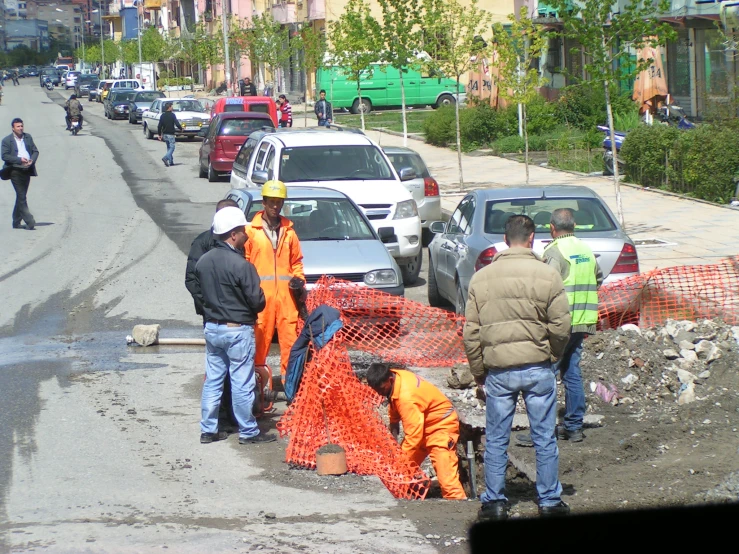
[172,100,205,112]
[218,119,273,136]
[224,103,245,113]
[447,196,475,235]
[264,148,276,179]
[254,143,271,169]
[249,104,270,114]
[385,152,430,178]
[136,92,163,102]
[278,145,395,183]
[235,139,257,167]
[483,198,616,234]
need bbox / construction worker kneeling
[245,180,306,378]
[367,363,467,500]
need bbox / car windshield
[385,152,430,178]
[114,92,136,102]
[136,92,162,102]
[246,198,375,241]
[483,198,617,234]
[279,146,395,182]
[219,119,273,136]
[79,75,97,82]
[171,100,205,113]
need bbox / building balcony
[307,0,324,20]
[272,1,297,25]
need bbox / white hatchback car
[141,98,211,140]
[65,71,81,89]
[229,128,424,285]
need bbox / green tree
[492,8,549,185]
[328,0,383,130]
[141,26,167,62]
[248,12,293,91]
[293,26,328,124]
[549,0,675,225]
[421,0,492,188]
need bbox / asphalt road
[0,82,465,553]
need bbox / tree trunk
[455,76,464,189]
[399,69,408,147]
[523,103,530,186]
[358,73,365,131]
[604,81,624,226]
[304,69,309,127]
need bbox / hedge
[621,124,739,203]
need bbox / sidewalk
[362,129,739,273]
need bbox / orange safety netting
[276,334,431,499]
[599,256,739,329]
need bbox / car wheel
[351,98,372,115]
[144,123,153,139]
[207,161,218,182]
[436,94,456,109]
[400,250,422,286]
[187,135,195,141]
[128,115,134,124]
[199,159,207,178]
[427,254,447,308]
[455,279,466,317]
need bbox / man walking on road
[157,102,182,167]
[314,90,332,127]
[517,208,603,447]
[367,363,467,500]
[463,215,571,521]
[240,77,257,96]
[194,207,275,445]
[2,118,39,230]
[245,180,305,379]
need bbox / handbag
[1,165,11,181]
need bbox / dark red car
[198,112,274,182]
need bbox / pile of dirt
[582,319,739,419]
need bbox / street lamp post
[92,8,104,78]
[221,0,232,97]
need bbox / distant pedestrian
[240,77,257,96]
[278,94,292,128]
[463,215,571,521]
[314,89,332,127]
[157,102,182,167]
[12,71,19,86]
[1,118,39,230]
[193,206,274,445]
[516,208,603,447]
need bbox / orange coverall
[388,369,467,500]
[245,212,305,376]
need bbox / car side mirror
[429,221,446,234]
[377,227,397,243]
[252,170,268,185]
[399,167,416,181]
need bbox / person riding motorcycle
[65,94,84,131]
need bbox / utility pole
[221,0,232,96]
[137,9,142,67]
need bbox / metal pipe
[466,440,477,499]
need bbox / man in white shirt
[1,118,40,230]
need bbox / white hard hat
[212,206,247,235]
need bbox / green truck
[317,64,466,114]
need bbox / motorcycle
[44,77,54,91]
[70,115,81,136]
[599,103,695,176]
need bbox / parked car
[127,90,165,123]
[383,146,441,245]
[104,89,136,120]
[141,98,211,140]
[209,96,278,126]
[198,112,274,182]
[27,66,39,77]
[224,186,404,296]
[75,74,99,97]
[228,128,423,285]
[92,79,113,102]
[426,186,640,318]
[65,71,81,89]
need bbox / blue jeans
[162,134,176,164]
[481,363,563,507]
[557,332,586,432]
[201,323,259,439]
[317,119,330,127]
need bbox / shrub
[524,96,560,135]
[555,84,635,130]
[423,106,456,147]
[620,124,681,188]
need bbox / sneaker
[538,500,570,517]
[162,158,170,167]
[200,431,229,444]
[26,220,35,231]
[478,500,508,522]
[239,433,277,445]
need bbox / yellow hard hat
[261,180,287,199]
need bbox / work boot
[239,433,277,445]
[200,431,229,444]
[557,425,584,442]
[538,501,570,517]
[478,500,508,522]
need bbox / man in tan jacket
[463,215,571,521]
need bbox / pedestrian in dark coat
[1,118,39,230]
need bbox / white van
[109,79,143,92]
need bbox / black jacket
[185,229,217,316]
[194,241,265,324]
[158,110,182,135]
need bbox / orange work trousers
[255,295,298,376]
[406,426,467,500]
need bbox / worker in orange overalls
[245,180,305,377]
[367,362,467,500]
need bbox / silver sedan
[427,186,640,316]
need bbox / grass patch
[334,110,435,134]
